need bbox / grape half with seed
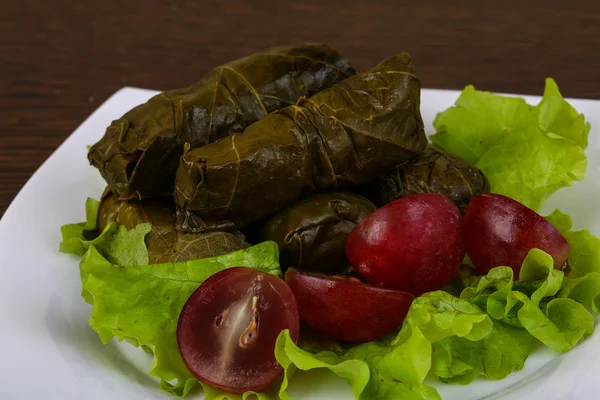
[177,267,299,393]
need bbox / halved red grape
[345,193,465,295]
[285,268,414,342]
[463,193,571,278]
[177,267,299,393]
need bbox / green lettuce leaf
[545,209,573,235]
[60,197,106,255]
[546,209,600,278]
[475,126,586,211]
[60,197,150,266]
[276,291,496,400]
[407,291,492,343]
[431,320,534,384]
[535,79,589,149]
[80,241,281,397]
[546,209,600,312]
[430,79,590,211]
[461,249,594,353]
[431,86,534,164]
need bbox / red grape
[285,268,414,342]
[177,267,299,393]
[463,193,570,278]
[345,193,465,295]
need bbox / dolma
[356,146,490,212]
[175,53,427,228]
[89,44,355,200]
[97,190,248,263]
[245,192,376,274]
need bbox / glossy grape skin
[463,193,571,278]
[345,193,465,295]
[177,267,299,393]
[285,268,414,342]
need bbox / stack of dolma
[88,44,489,270]
[89,43,355,200]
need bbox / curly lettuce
[59,197,150,266]
[430,79,590,211]
[80,240,280,398]
[276,291,493,400]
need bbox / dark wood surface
[1,1,599,216]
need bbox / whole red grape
[345,193,465,295]
[463,193,570,278]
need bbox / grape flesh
[177,267,299,393]
[285,268,414,342]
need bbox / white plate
[1,88,599,400]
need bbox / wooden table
[1,0,599,216]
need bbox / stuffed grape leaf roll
[245,192,375,274]
[97,190,248,264]
[89,44,355,200]
[175,53,427,228]
[356,146,490,212]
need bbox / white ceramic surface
[1,87,599,400]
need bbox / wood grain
[1,0,599,216]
